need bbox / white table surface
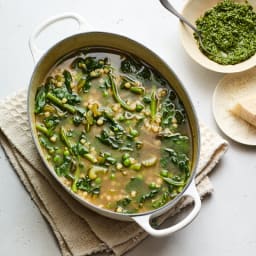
[0,0,255,255]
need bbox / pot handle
[132,180,201,237]
[29,12,92,63]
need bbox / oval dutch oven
[28,13,201,237]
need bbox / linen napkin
[0,90,228,256]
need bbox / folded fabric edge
[0,131,110,256]
[0,131,72,256]
[196,142,228,184]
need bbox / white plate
[212,67,256,145]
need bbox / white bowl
[180,0,256,73]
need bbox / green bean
[46,92,76,114]
[60,126,74,152]
[85,110,94,132]
[84,153,98,163]
[130,86,145,95]
[36,123,52,137]
[162,177,185,187]
[109,75,135,111]
[72,161,80,192]
[150,86,158,119]
[63,70,73,93]
[77,78,86,91]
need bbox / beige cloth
[0,90,228,256]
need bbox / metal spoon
[159,0,213,56]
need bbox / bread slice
[231,97,256,127]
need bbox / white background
[0,0,255,255]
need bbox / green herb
[55,156,72,177]
[139,189,159,203]
[96,128,124,149]
[44,115,60,129]
[116,197,132,208]
[73,115,84,126]
[152,191,169,208]
[120,57,152,80]
[34,86,46,114]
[76,176,101,195]
[38,135,55,153]
[71,57,87,72]
[126,177,147,195]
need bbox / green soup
[34,48,192,214]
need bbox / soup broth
[34,48,192,214]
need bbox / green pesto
[195,0,256,65]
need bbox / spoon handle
[159,0,198,33]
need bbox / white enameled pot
[28,13,201,237]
